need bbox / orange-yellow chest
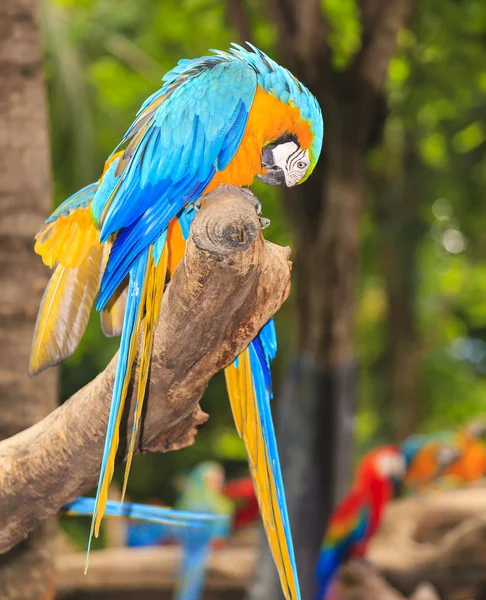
[203,85,312,194]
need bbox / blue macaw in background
[63,495,230,600]
[174,462,234,600]
[126,461,234,550]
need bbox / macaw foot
[237,187,262,215]
[193,187,262,215]
[237,188,271,228]
[193,197,205,212]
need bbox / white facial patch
[376,452,406,479]
[271,142,310,187]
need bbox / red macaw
[224,476,259,530]
[314,446,405,600]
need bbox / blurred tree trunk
[0,0,57,598]
[246,1,415,598]
[373,151,426,442]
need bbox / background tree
[0,0,57,597]
[241,2,415,597]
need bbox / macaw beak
[257,167,286,186]
[257,146,286,186]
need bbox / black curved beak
[257,146,286,186]
[257,166,286,186]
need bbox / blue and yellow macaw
[29,43,323,599]
[173,462,235,600]
[63,496,230,600]
[401,432,461,493]
[127,461,233,548]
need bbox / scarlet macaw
[29,43,323,600]
[314,446,405,600]
[224,476,259,530]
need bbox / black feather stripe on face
[287,147,307,171]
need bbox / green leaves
[321,0,361,69]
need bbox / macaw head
[358,445,406,489]
[258,134,312,187]
[257,114,323,187]
[373,446,406,481]
[186,461,226,494]
[435,444,462,474]
[226,42,323,188]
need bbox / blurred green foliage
[39,0,486,541]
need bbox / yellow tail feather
[29,243,103,376]
[224,351,298,600]
[34,208,99,269]
[121,244,168,501]
[101,285,127,337]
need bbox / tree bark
[0,0,57,597]
[249,1,415,598]
[0,187,292,554]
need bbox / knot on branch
[193,186,260,254]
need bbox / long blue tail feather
[248,322,301,600]
[86,249,150,567]
[176,540,211,600]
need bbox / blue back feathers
[93,43,322,311]
[219,44,323,164]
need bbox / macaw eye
[296,162,307,170]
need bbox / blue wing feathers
[94,58,256,311]
[96,171,214,311]
[315,507,370,599]
[315,547,341,600]
[65,496,229,600]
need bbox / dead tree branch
[0,185,291,554]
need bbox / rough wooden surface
[0,0,58,597]
[331,561,406,600]
[0,186,291,555]
[369,487,486,599]
[56,546,255,595]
